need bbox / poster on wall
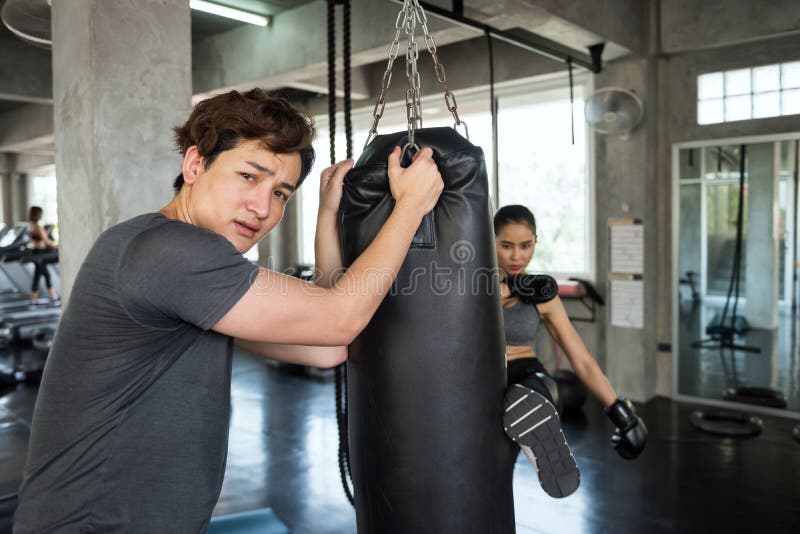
[608,218,644,329]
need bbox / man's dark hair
[172,88,316,194]
[493,205,537,237]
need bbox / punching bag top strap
[365,0,466,149]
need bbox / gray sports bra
[502,301,541,348]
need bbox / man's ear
[181,146,204,185]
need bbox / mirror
[673,137,800,413]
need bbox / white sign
[610,279,644,329]
[610,224,644,274]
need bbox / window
[496,82,590,278]
[298,75,593,280]
[697,61,800,124]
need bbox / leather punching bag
[339,127,515,533]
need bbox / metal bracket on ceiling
[391,0,603,73]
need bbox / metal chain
[412,0,467,138]
[404,0,422,151]
[365,1,410,148]
[365,0,468,149]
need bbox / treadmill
[0,224,61,345]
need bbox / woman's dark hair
[493,205,537,237]
[28,206,43,223]
[172,88,316,193]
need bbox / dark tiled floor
[2,349,800,533]
[678,303,800,410]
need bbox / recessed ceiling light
[190,0,269,27]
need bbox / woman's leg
[504,358,579,498]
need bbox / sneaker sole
[503,384,580,498]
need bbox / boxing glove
[604,398,648,459]
[506,273,558,305]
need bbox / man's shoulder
[104,213,220,246]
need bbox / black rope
[328,0,355,507]
[720,145,746,334]
[343,0,353,159]
[486,31,499,205]
[327,0,337,165]
[568,58,575,145]
[793,140,799,312]
[334,363,354,505]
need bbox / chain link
[365,1,409,148]
[365,0,467,149]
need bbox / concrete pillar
[51,0,191,300]
[12,172,28,222]
[1,153,12,226]
[1,153,28,224]
[745,143,779,329]
[594,58,659,403]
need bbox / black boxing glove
[604,398,648,460]
[506,273,558,305]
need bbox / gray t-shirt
[14,213,260,533]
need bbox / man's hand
[319,158,354,214]
[387,146,443,217]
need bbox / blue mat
[208,508,289,534]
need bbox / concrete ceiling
[0,0,643,169]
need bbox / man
[14,88,443,532]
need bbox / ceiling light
[190,0,269,27]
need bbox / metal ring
[454,120,469,140]
[401,142,420,161]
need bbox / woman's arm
[537,296,617,408]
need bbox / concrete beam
[17,153,55,175]
[192,0,479,97]
[0,104,54,153]
[661,0,800,54]
[0,38,53,104]
[304,35,568,117]
[514,0,646,56]
[285,64,371,99]
[191,0,632,98]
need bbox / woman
[27,206,59,302]
[496,205,647,499]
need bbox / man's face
[185,139,302,253]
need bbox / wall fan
[1,0,52,49]
[585,87,643,137]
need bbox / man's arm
[314,159,351,288]
[235,339,346,368]
[213,147,443,347]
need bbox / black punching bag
[339,127,515,533]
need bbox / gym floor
[2,349,799,533]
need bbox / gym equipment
[691,145,759,355]
[553,369,587,414]
[325,0,356,507]
[31,327,55,354]
[722,386,787,409]
[208,508,289,534]
[340,3,513,532]
[557,277,604,322]
[605,398,648,459]
[340,3,512,524]
[793,424,800,444]
[341,125,513,532]
[689,409,763,438]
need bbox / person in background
[496,205,647,499]
[27,206,59,303]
